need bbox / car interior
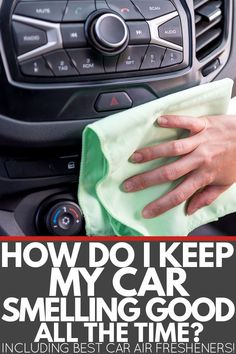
[0,0,235,236]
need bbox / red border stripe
[0,236,236,242]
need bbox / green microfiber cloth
[79,79,236,236]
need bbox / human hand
[123,115,236,218]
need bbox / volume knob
[86,11,129,55]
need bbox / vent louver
[194,0,224,60]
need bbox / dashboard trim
[148,11,183,51]
[13,15,63,62]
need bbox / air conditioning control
[86,11,129,55]
[36,200,84,236]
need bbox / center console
[0,0,233,235]
[11,0,187,83]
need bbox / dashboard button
[53,155,80,175]
[14,1,67,22]
[202,59,220,77]
[63,0,96,22]
[95,92,132,111]
[141,45,166,70]
[68,48,104,74]
[134,0,176,20]
[159,16,183,46]
[20,57,53,77]
[106,0,143,20]
[61,24,87,48]
[13,22,47,56]
[96,0,109,10]
[104,55,119,73]
[45,50,78,76]
[117,45,147,72]
[127,21,150,45]
[161,48,183,67]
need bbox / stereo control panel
[4,0,189,83]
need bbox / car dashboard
[0,0,234,236]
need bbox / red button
[95,92,133,112]
[110,96,120,107]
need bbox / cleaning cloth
[79,79,236,236]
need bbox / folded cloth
[79,79,236,236]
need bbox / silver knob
[94,13,128,49]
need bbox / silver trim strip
[148,11,183,51]
[12,14,63,62]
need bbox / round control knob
[95,14,128,49]
[86,11,129,55]
[39,201,84,236]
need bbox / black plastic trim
[0,114,93,147]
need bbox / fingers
[124,154,201,192]
[142,171,208,218]
[187,185,230,215]
[131,115,207,163]
[158,115,207,134]
[131,134,202,163]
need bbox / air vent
[194,0,224,60]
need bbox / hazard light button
[95,92,133,112]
